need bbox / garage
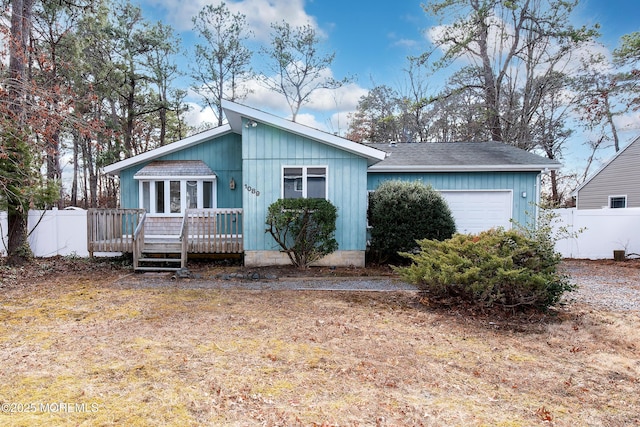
[439,190,513,234]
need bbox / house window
[186,181,198,209]
[139,179,216,215]
[203,181,213,208]
[609,195,627,209]
[142,181,150,212]
[282,166,327,199]
[155,181,165,213]
[170,181,181,213]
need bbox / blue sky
[136,0,640,177]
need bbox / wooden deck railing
[180,214,188,268]
[87,208,243,257]
[132,211,146,269]
[87,208,145,256]
[186,208,243,253]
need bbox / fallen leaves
[0,259,639,426]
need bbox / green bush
[265,198,338,269]
[368,180,456,263]
[396,227,574,311]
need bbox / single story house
[573,135,640,209]
[93,100,560,270]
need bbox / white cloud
[427,13,618,88]
[614,111,640,132]
[144,0,319,41]
[294,112,324,129]
[305,81,368,112]
[241,79,291,114]
[183,102,217,130]
[235,74,367,133]
[240,68,367,113]
[392,38,420,49]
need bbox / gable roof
[103,125,234,175]
[133,160,216,178]
[573,135,640,195]
[365,141,561,172]
[103,101,388,175]
[222,100,386,166]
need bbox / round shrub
[368,180,456,263]
[396,228,575,311]
[266,198,338,269]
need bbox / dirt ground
[0,257,638,426]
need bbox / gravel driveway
[561,260,640,312]
[114,260,640,312]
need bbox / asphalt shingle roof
[365,141,561,171]
[134,160,216,177]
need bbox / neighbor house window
[282,166,327,199]
[138,179,216,215]
[609,195,627,209]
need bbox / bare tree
[423,0,598,147]
[191,3,253,127]
[261,21,350,122]
[571,54,624,181]
[346,85,402,143]
[399,58,434,142]
[613,31,640,111]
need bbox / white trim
[367,164,560,172]
[103,125,234,175]
[134,175,216,180]
[138,177,217,215]
[281,165,329,199]
[222,100,386,166]
[608,195,627,209]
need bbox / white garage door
[440,191,513,234]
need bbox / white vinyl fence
[2,207,639,260]
[0,208,116,258]
[552,207,640,259]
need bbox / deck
[87,208,243,271]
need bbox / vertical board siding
[119,133,243,210]
[577,139,640,209]
[242,121,368,252]
[367,171,539,227]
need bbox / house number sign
[244,184,260,197]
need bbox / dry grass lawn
[0,258,638,426]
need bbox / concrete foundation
[244,250,365,267]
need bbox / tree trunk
[159,105,167,146]
[604,95,620,152]
[71,131,79,206]
[6,0,35,265]
[549,169,559,206]
[475,6,503,142]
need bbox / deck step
[138,257,182,263]
[142,246,182,253]
[135,266,181,272]
[143,242,182,251]
[137,237,184,271]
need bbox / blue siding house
[365,142,559,234]
[96,101,560,270]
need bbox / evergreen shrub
[265,198,338,269]
[396,227,575,311]
[368,180,456,263]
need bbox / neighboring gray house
[574,136,640,210]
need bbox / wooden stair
[135,237,184,272]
